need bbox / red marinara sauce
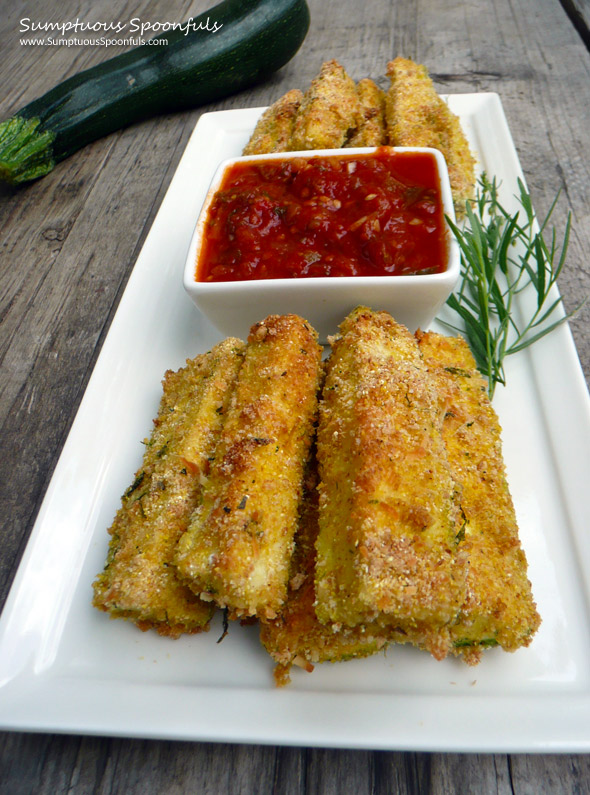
[196,148,448,282]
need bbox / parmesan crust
[346,78,387,148]
[385,56,476,215]
[416,330,541,663]
[175,315,322,620]
[92,338,245,637]
[290,60,362,150]
[314,307,466,657]
[260,456,397,685]
[242,89,304,155]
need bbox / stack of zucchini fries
[93,308,540,684]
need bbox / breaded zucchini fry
[242,89,304,155]
[346,78,387,147]
[385,56,475,215]
[175,315,322,620]
[260,456,393,686]
[290,60,362,150]
[315,308,465,655]
[92,338,246,637]
[416,330,541,663]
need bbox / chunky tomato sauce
[196,149,447,282]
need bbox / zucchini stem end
[0,116,56,185]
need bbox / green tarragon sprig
[442,174,582,399]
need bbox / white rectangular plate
[1,94,590,752]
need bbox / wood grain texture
[1,0,590,792]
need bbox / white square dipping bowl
[183,147,460,341]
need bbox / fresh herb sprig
[442,174,581,398]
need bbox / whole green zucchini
[0,0,310,185]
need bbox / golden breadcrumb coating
[314,307,466,657]
[346,78,387,147]
[416,330,541,663]
[260,455,397,686]
[242,89,304,155]
[385,56,476,215]
[92,338,246,637]
[290,60,362,150]
[175,315,322,620]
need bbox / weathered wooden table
[2,0,590,791]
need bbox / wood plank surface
[1,0,590,792]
